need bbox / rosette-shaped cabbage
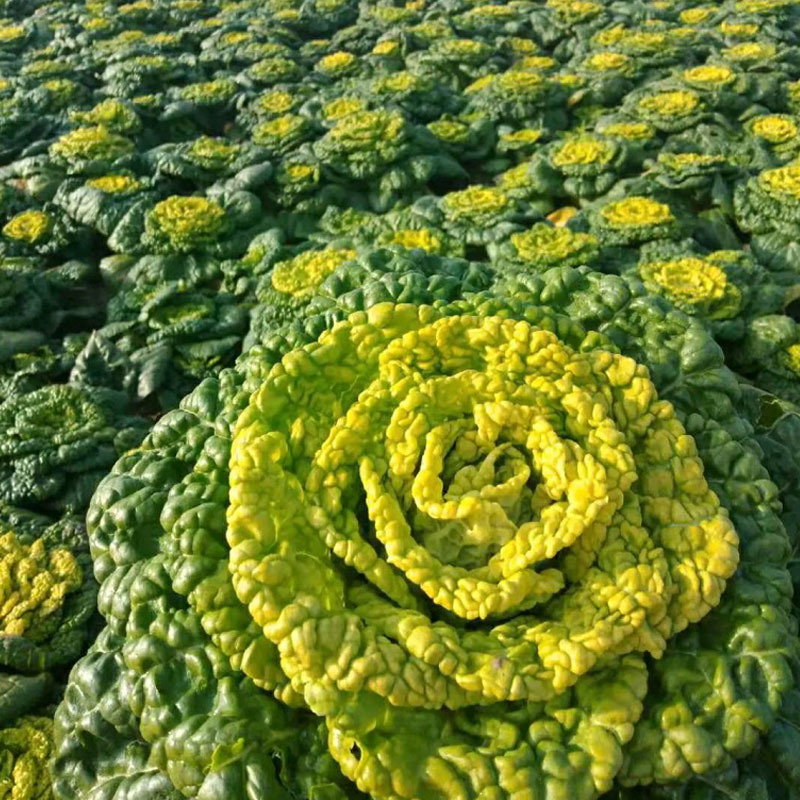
[581,52,631,76]
[734,160,800,234]
[404,38,501,90]
[20,59,72,81]
[574,50,636,106]
[245,56,304,87]
[312,109,414,180]
[629,248,788,343]
[263,247,356,301]
[541,135,634,201]
[593,119,658,150]
[49,126,136,174]
[142,136,272,185]
[676,62,781,116]
[721,40,782,70]
[638,254,738,319]
[532,0,609,45]
[495,127,546,163]
[172,78,242,129]
[0,715,54,800]
[426,115,496,164]
[373,226,466,258]
[233,307,735,642]
[251,113,316,155]
[397,185,542,247]
[72,283,249,411]
[107,191,265,258]
[250,245,359,334]
[179,78,239,107]
[312,110,466,211]
[0,530,81,641]
[31,79,87,116]
[463,69,568,128]
[743,159,800,273]
[0,510,95,675]
[0,208,89,261]
[143,195,227,253]
[102,54,188,97]
[2,212,52,248]
[0,341,81,402]
[588,27,684,70]
[623,88,708,134]
[53,264,798,800]
[265,157,321,211]
[745,113,800,160]
[488,221,600,271]
[0,24,29,54]
[494,158,562,210]
[0,384,147,513]
[580,195,684,247]
[312,95,365,125]
[247,88,304,121]
[360,70,461,124]
[641,151,741,207]
[315,51,361,80]
[69,99,142,136]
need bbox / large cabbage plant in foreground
[52,260,799,800]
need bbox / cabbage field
[0,0,799,797]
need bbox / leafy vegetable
[0,385,147,514]
[0,0,796,797]
[53,262,798,800]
